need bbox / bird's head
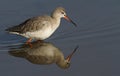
[52,7,77,27]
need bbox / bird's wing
[6,16,51,33]
[25,55,51,64]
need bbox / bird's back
[5,15,53,34]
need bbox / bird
[8,41,79,69]
[5,7,77,44]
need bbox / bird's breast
[21,26,54,40]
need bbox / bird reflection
[8,41,78,69]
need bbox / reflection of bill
[8,41,78,69]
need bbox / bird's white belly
[21,28,54,40]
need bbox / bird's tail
[8,50,26,58]
[5,26,15,32]
[5,26,21,34]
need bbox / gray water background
[0,0,119,76]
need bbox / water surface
[0,0,119,76]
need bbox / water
[0,0,119,76]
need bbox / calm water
[0,0,119,76]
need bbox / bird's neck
[51,16,61,30]
[56,60,68,69]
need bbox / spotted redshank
[5,7,77,44]
[9,41,79,69]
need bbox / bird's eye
[61,12,64,14]
[67,62,69,65]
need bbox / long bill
[66,46,79,62]
[64,15,77,27]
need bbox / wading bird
[6,7,77,45]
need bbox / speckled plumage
[6,16,56,33]
[6,7,76,41]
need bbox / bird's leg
[26,38,32,48]
[26,38,32,44]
